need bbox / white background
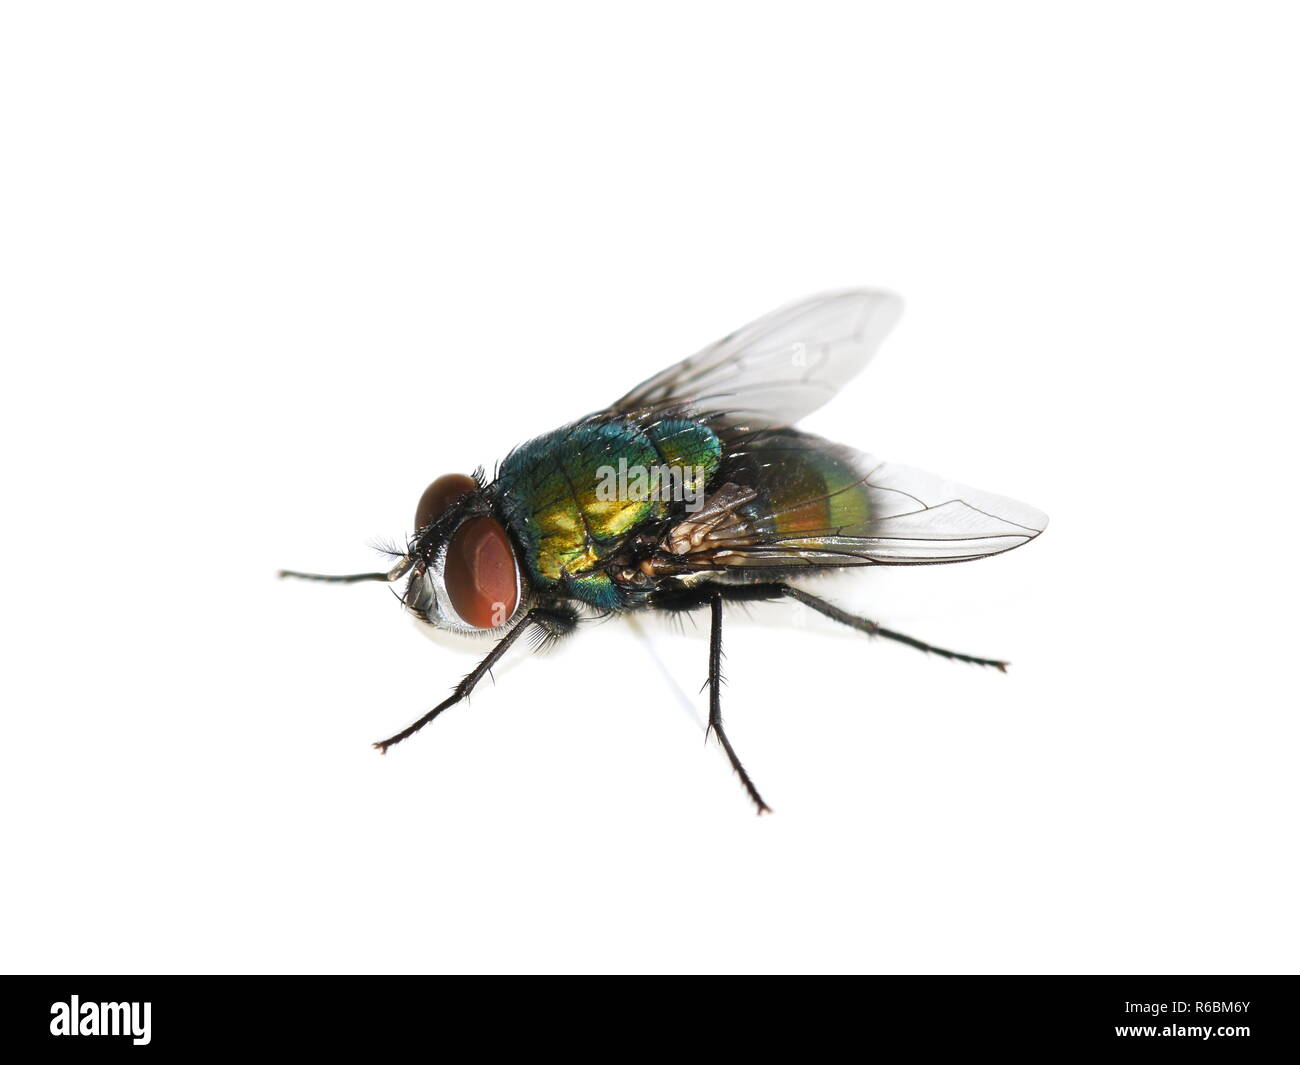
[2,3,1296,975]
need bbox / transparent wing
[784,456,1048,565]
[614,289,903,428]
[673,430,1047,569]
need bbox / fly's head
[400,473,525,634]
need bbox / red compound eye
[444,516,519,629]
[414,473,477,532]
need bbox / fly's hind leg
[714,581,1010,671]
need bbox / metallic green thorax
[495,417,721,608]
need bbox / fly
[280,291,1047,813]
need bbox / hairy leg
[278,557,414,584]
[374,605,578,753]
[651,583,772,813]
[707,593,772,814]
[698,581,1009,671]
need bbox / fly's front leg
[279,556,415,584]
[374,604,578,753]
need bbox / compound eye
[444,516,519,629]
[415,473,477,532]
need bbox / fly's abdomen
[496,416,721,606]
[745,441,872,538]
[705,427,875,562]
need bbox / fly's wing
[668,429,1047,569]
[614,290,903,428]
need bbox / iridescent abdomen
[724,429,872,540]
[496,416,721,607]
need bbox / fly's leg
[373,605,578,753]
[647,575,1009,813]
[780,585,1009,670]
[279,570,390,583]
[711,581,1009,671]
[706,593,772,815]
[650,582,772,813]
[279,557,415,584]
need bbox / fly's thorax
[494,416,722,608]
[404,473,526,633]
